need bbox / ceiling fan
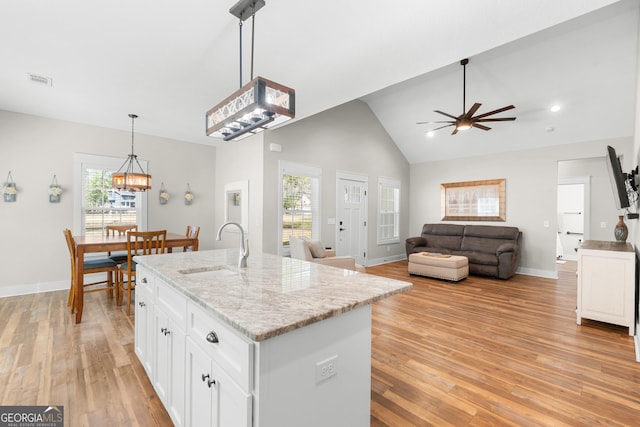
[417,58,516,135]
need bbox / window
[278,161,321,254]
[74,153,147,236]
[377,177,400,244]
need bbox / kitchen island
[133,249,411,427]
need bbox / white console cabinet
[577,240,635,336]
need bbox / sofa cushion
[422,224,465,251]
[307,240,326,258]
[460,225,520,254]
[455,251,498,266]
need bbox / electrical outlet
[315,355,338,383]
[601,222,607,228]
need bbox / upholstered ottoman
[408,252,468,282]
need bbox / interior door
[336,176,367,265]
[557,178,589,262]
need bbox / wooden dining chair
[185,225,200,251]
[63,229,119,313]
[117,230,167,314]
[105,224,138,263]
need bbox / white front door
[336,174,367,266]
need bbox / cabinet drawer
[136,265,154,292]
[187,302,254,391]
[156,279,187,331]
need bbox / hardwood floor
[1,261,639,426]
[367,260,640,426]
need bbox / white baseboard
[0,280,68,298]
[365,254,406,267]
[633,323,640,362]
[516,267,558,279]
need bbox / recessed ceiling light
[550,105,561,113]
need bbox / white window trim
[73,153,148,235]
[278,160,322,256]
[377,176,401,245]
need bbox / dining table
[73,231,199,323]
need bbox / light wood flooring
[1,260,639,426]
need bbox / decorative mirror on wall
[224,180,249,232]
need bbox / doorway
[557,177,590,261]
[336,172,368,266]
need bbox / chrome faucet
[216,221,249,268]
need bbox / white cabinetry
[185,302,252,427]
[154,280,187,427]
[577,240,635,336]
[134,267,155,378]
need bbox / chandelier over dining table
[112,113,152,191]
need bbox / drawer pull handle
[141,277,148,284]
[206,331,219,344]
[161,327,171,336]
[201,374,216,387]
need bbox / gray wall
[262,100,411,264]
[558,156,628,242]
[0,110,216,295]
[409,137,633,278]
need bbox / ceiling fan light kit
[206,0,295,142]
[417,58,516,135]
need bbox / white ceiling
[0,0,635,164]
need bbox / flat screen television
[605,145,630,209]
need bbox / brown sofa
[406,224,521,279]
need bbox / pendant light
[206,0,295,142]
[112,114,152,191]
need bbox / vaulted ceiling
[0,0,636,164]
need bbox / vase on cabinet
[614,215,628,242]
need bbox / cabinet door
[155,306,186,427]
[580,252,629,324]
[186,337,218,427]
[134,281,154,377]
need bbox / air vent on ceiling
[27,73,53,87]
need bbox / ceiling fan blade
[472,105,515,120]
[474,117,517,122]
[472,123,491,131]
[430,124,455,131]
[416,120,455,125]
[434,110,459,120]
[466,102,482,117]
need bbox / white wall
[214,134,264,252]
[0,110,216,295]
[558,156,627,242]
[409,137,633,278]
[261,100,411,265]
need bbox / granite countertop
[135,249,412,342]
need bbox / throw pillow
[307,240,326,258]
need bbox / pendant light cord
[238,2,257,88]
[250,12,255,80]
[239,20,243,88]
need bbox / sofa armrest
[313,256,356,271]
[497,242,518,255]
[405,236,427,257]
[496,242,520,279]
